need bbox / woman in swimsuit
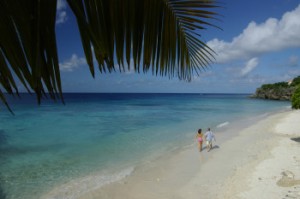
[196,129,203,152]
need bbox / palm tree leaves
[69,0,220,79]
[0,0,220,112]
[0,0,63,112]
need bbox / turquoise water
[0,93,290,199]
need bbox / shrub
[261,82,289,90]
[291,76,300,87]
[291,86,300,109]
[261,84,273,90]
[274,82,289,88]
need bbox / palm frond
[0,0,220,112]
[0,0,63,112]
[69,0,220,80]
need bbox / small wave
[42,167,134,199]
[217,122,229,128]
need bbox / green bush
[292,86,300,109]
[261,84,273,90]
[291,76,300,87]
[261,82,289,90]
[274,82,289,88]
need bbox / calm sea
[0,93,290,199]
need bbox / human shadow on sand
[211,145,220,150]
[202,145,220,151]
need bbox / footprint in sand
[278,171,300,199]
[277,171,300,187]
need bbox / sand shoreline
[181,110,300,199]
[227,110,300,199]
[44,109,300,199]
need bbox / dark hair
[198,129,202,134]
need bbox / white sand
[46,110,300,199]
[221,110,300,199]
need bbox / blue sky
[54,0,300,93]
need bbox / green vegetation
[290,76,300,87]
[259,76,300,91]
[291,76,300,109]
[261,82,289,90]
[292,86,300,109]
[254,76,300,108]
[0,0,221,112]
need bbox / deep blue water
[0,93,290,199]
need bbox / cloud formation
[56,0,67,24]
[207,4,300,63]
[60,54,86,71]
[240,57,259,76]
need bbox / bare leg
[207,142,209,151]
[199,142,202,152]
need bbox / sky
[54,0,300,94]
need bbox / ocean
[0,93,290,199]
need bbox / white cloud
[56,0,67,24]
[60,54,86,71]
[207,4,300,63]
[240,57,259,76]
[57,0,66,10]
[56,11,67,24]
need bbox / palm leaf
[0,0,62,112]
[0,0,220,112]
[69,0,220,80]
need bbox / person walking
[204,128,216,152]
[196,129,204,152]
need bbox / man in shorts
[204,128,216,152]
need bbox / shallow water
[0,93,290,199]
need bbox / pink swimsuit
[198,137,203,142]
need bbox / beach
[68,109,300,199]
[2,1,300,198]
[0,94,294,199]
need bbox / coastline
[43,109,300,199]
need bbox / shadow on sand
[202,145,220,151]
[291,137,300,143]
[211,145,220,150]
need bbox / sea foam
[42,167,134,199]
[217,122,229,128]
